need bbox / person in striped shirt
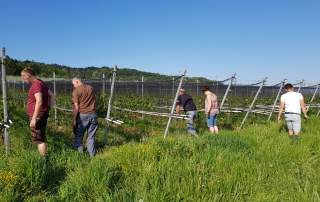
[202,86,219,134]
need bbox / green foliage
[1,88,320,201]
[56,118,320,201]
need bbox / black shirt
[177,94,197,112]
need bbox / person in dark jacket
[176,88,197,136]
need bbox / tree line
[4,57,212,82]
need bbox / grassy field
[1,105,320,201]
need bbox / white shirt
[280,91,303,114]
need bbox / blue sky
[0,0,319,84]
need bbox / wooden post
[1,48,9,155]
[164,70,186,138]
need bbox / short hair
[72,77,82,82]
[284,83,293,90]
[202,86,210,92]
[21,67,36,76]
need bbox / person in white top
[277,83,308,137]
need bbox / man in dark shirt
[176,88,197,136]
[72,78,98,157]
[21,68,54,156]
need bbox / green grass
[1,107,320,201]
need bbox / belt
[285,112,300,115]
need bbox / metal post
[240,78,267,129]
[306,84,319,111]
[136,80,139,95]
[22,80,25,93]
[219,74,236,111]
[141,76,144,119]
[102,73,106,94]
[53,72,57,126]
[106,66,116,120]
[196,79,199,97]
[268,79,286,121]
[297,80,304,93]
[1,48,9,155]
[164,70,186,138]
[105,66,117,143]
[141,76,144,98]
[172,77,175,97]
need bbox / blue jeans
[186,111,197,136]
[75,113,98,157]
[207,114,218,127]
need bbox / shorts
[207,114,218,127]
[284,113,301,133]
[30,113,49,144]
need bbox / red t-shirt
[27,79,50,118]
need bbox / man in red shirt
[21,68,54,156]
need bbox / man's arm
[300,98,308,118]
[175,105,180,114]
[30,92,43,127]
[277,101,285,122]
[73,102,79,126]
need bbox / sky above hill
[0,0,319,84]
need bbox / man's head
[179,88,186,96]
[283,83,294,92]
[21,68,36,84]
[72,78,83,88]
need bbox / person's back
[281,91,302,114]
[205,92,219,115]
[278,83,308,138]
[73,84,96,113]
[72,79,98,157]
[176,89,197,136]
[177,93,197,112]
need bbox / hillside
[4,57,212,82]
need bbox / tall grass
[1,112,320,201]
